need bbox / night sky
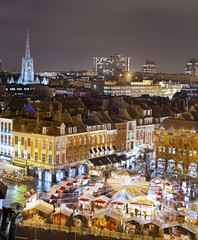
[1,0,198,73]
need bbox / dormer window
[73,127,77,133]
[42,127,47,134]
[97,125,101,130]
[68,127,72,134]
[60,127,65,135]
[107,123,111,130]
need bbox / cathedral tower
[18,31,35,84]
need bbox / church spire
[25,30,31,59]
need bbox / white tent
[23,200,53,215]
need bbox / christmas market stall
[22,200,53,222]
[92,208,123,231]
[52,204,73,226]
[93,195,111,211]
[128,196,156,217]
[111,189,134,214]
[78,194,94,213]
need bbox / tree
[135,148,154,179]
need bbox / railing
[19,221,132,239]
[19,221,169,239]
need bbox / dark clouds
[0,0,198,72]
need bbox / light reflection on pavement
[2,179,52,208]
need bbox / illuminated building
[93,54,132,76]
[142,60,156,74]
[0,117,14,163]
[185,58,198,76]
[10,102,117,182]
[155,107,198,177]
[103,80,183,99]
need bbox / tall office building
[93,54,132,76]
[185,58,198,76]
[142,60,156,74]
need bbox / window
[15,150,18,157]
[159,147,162,152]
[93,136,96,145]
[74,152,76,161]
[79,138,82,146]
[68,153,72,162]
[172,148,176,154]
[1,135,3,142]
[35,140,38,148]
[113,135,115,142]
[5,123,7,130]
[140,130,143,138]
[27,151,30,160]
[49,142,52,150]
[69,140,71,148]
[79,151,82,160]
[118,134,121,141]
[56,154,59,164]
[84,137,86,145]
[102,135,105,144]
[27,138,31,147]
[168,148,171,154]
[56,142,59,150]
[8,123,11,131]
[42,154,45,163]
[61,140,65,149]
[35,152,38,161]
[122,134,125,140]
[21,137,24,145]
[49,155,52,164]
[163,147,166,153]
[107,135,110,144]
[98,136,100,145]
[169,137,174,145]
[5,135,7,143]
[74,139,76,147]
[159,136,164,144]
[84,151,86,159]
[136,131,139,138]
[1,122,3,131]
[122,144,124,151]
[42,141,46,149]
[15,136,18,144]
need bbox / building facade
[185,58,198,76]
[93,54,132,76]
[142,60,156,74]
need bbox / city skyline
[0,0,198,73]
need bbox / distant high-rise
[0,59,1,72]
[185,58,198,76]
[93,54,132,76]
[142,60,156,74]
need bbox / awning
[89,149,93,154]
[107,154,122,164]
[93,148,97,153]
[98,147,102,152]
[102,147,106,151]
[119,155,131,161]
[113,146,116,150]
[107,147,110,151]
[89,156,111,166]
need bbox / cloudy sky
[0,0,198,73]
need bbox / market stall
[52,204,73,226]
[78,194,94,213]
[92,208,123,231]
[93,195,111,212]
[128,196,155,217]
[22,200,53,222]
